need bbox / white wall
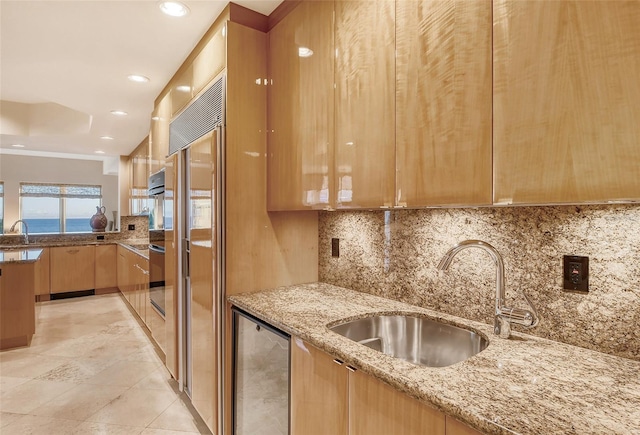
[0,154,119,232]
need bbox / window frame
[0,181,4,235]
[19,182,102,234]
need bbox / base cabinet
[0,262,36,349]
[291,338,348,434]
[116,245,158,347]
[35,247,50,296]
[95,244,117,290]
[291,338,479,435]
[50,246,95,293]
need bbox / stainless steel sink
[329,315,488,367]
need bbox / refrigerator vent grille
[169,76,224,155]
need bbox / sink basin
[329,315,488,367]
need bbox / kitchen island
[229,283,640,435]
[0,248,43,350]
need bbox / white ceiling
[0,0,282,161]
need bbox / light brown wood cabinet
[0,262,36,349]
[129,137,150,215]
[116,245,149,327]
[446,416,483,435]
[291,338,455,435]
[396,0,492,207]
[95,244,117,290]
[50,245,95,293]
[192,23,226,96]
[334,0,396,209]
[150,93,171,175]
[35,247,50,296]
[170,65,194,118]
[291,338,348,434]
[493,0,640,204]
[267,0,334,211]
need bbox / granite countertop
[118,241,150,260]
[0,241,119,249]
[0,248,43,264]
[228,283,640,435]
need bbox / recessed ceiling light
[12,144,25,148]
[127,74,150,83]
[110,110,128,116]
[176,85,191,93]
[95,150,105,154]
[100,136,114,140]
[159,1,190,17]
[298,47,314,58]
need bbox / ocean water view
[23,218,94,234]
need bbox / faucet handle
[522,291,539,328]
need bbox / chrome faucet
[9,220,30,245]
[437,240,538,337]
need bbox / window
[20,183,102,234]
[0,182,4,234]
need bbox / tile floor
[0,294,210,434]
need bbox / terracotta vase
[90,206,108,232]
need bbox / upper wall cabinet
[170,65,194,118]
[335,0,396,209]
[493,0,640,204]
[129,137,149,215]
[193,23,226,96]
[396,0,492,207]
[267,1,334,211]
[150,92,171,174]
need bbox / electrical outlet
[563,255,589,292]
[128,224,135,231]
[331,238,340,257]
[96,235,105,241]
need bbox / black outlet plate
[563,255,589,292]
[128,224,135,231]
[331,238,340,257]
[97,235,105,240]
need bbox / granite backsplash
[0,215,149,246]
[319,205,640,361]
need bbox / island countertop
[228,282,640,435]
[0,248,43,264]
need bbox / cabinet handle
[346,365,357,373]
[333,359,344,365]
[66,249,80,254]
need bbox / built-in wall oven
[149,170,166,317]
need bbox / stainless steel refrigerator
[232,308,290,435]
[169,75,225,434]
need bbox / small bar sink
[329,315,488,367]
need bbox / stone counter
[0,248,43,264]
[229,283,640,435]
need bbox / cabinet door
[50,246,95,293]
[493,0,640,204]
[396,0,492,207]
[193,24,226,95]
[335,0,395,209]
[35,247,50,295]
[446,416,483,435]
[139,256,149,325]
[95,245,117,289]
[267,1,334,211]
[129,137,150,215]
[150,93,171,174]
[349,369,445,435]
[290,339,348,435]
[170,65,194,118]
